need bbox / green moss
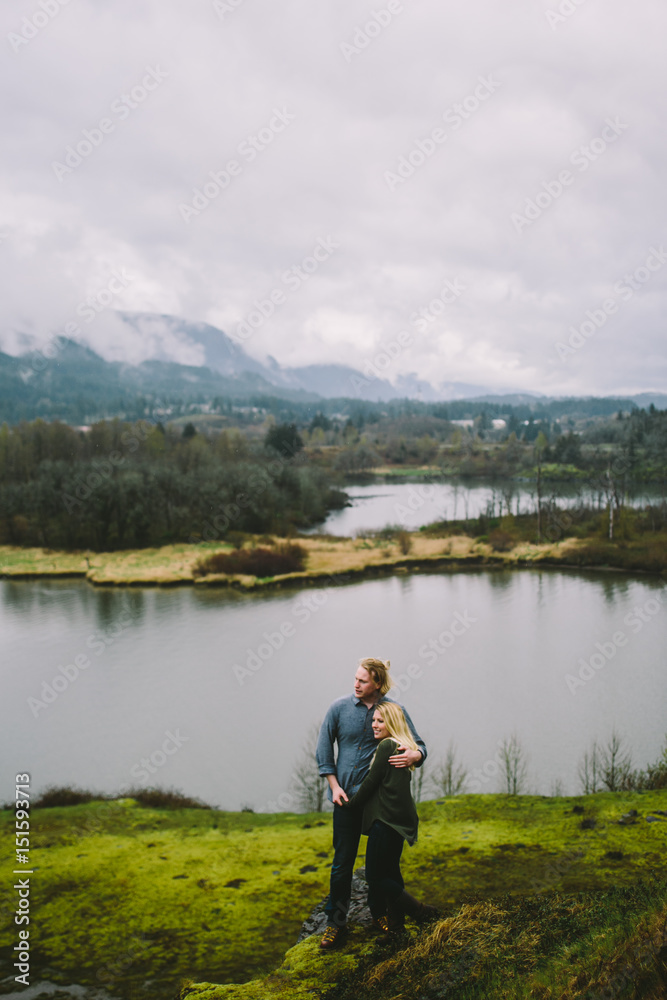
[180,931,373,999]
[0,801,337,997]
[1,793,666,999]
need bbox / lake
[2,567,665,808]
[308,478,667,536]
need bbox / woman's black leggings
[364,819,405,919]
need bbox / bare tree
[413,761,427,804]
[604,463,624,541]
[290,723,327,812]
[499,734,528,795]
[430,742,468,797]
[578,739,601,794]
[534,431,549,543]
[599,730,633,791]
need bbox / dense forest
[305,405,667,483]
[1,405,665,552]
[0,419,345,550]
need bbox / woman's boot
[383,899,407,940]
[396,891,440,925]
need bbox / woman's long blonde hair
[374,701,419,771]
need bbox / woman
[345,701,439,935]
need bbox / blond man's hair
[359,657,393,696]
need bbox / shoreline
[1,533,665,589]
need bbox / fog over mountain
[5,309,531,403]
[2,1,666,400]
[109,311,526,402]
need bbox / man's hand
[332,786,349,806]
[388,746,423,768]
[326,774,349,806]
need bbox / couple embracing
[316,657,439,949]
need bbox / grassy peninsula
[1,793,666,999]
[1,517,666,590]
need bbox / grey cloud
[1,0,666,396]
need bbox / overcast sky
[2,0,666,396]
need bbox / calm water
[2,569,665,807]
[309,479,667,536]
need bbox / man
[316,657,426,949]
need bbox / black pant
[364,819,405,920]
[324,803,364,926]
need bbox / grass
[0,797,334,997]
[366,465,443,479]
[1,518,666,589]
[559,535,667,573]
[2,792,667,999]
[0,534,549,588]
[323,880,667,1000]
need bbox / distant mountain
[116,312,271,380]
[0,310,541,403]
[3,312,662,419]
[0,338,320,424]
[115,312,533,402]
[116,312,404,399]
[393,375,520,402]
[467,393,547,406]
[626,392,667,409]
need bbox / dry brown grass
[363,901,510,988]
[0,533,629,588]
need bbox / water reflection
[2,578,91,618]
[486,569,515,593]
[311,478,667,536]
[2,570,665,807]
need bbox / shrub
[124,787,211,810]
[193,542,307,578]
[31,785,213,809]
[226,531,248,550]
[396,530,412,555]
[488,529,517,552]
[568,537,667,572]
[33,786,103,808]
[622,738,667,791]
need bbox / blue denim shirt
[316,695,427,801]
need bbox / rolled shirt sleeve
[316,703,338,776]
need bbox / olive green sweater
[346,738,419,846]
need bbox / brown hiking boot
[381,903,407,941]
[320,924,347,950]
[381,916,408,945]
[372,915,390,933]
[397,891,441,925]
[413,902,441,925]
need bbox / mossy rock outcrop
[180,929,376,999]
